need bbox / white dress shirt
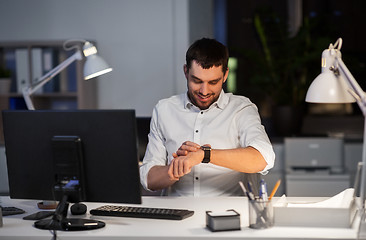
[140,90,275,196]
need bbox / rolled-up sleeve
[238,104,275,174]
[139,106,167,191]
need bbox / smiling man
[140,38,275,196]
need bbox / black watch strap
[201,146,211,163]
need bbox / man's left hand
[173,141,201,157]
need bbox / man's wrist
[201,145,211,163]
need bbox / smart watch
[201,146,211,163]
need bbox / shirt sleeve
[139,105,168,191]
[237,103,275,174]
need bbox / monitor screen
[2,109,141,206]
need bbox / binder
[31,48,43,94]
[66,50,77,92]
[15,49,29,94]
[58,50,67,92]
[42,48,58,93]
[4,49,17,92]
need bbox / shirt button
[195,130,199,133]
[195,177,199,180]
[200,111,203,114]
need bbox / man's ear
[183,64,188,78]
[223,68,229,83]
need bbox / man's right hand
[168,151,202,180]
[170,141,201,180]
[168,141,211,180]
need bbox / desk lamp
[22,39,113,110]
[305,38,366,209]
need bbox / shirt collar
[184,89,228,110]
[216,89,229,109]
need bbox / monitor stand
[34,195,105,231]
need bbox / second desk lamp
[22,39,113,110]
[305,38,366,210]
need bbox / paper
[208,210,238,217]
[274,188,355,208]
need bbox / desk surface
[0,196,359,240]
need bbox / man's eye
[209,81,219,85]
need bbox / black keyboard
[90,205,194,220]
[1,206,25,216]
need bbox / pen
[238,181,254,201]
[268,179,281,201]
[260,179,268,201]
[247,181,255,197]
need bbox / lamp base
[34,218,105,231]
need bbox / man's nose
[200,83,209,95]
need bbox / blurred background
[0,0,365,197]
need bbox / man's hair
[186,38,229,74]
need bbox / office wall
[189,0,214,44]
[0,0,189,116]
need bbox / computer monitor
[2,109,142,230]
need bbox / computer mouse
[70,203,87,215]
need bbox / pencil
[268,179,281,200]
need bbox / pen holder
[248,200,273,229]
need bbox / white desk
[0,196,359,240]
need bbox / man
[140,38,275,196]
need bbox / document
[275,188,354,208]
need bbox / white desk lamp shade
[306,72,356,103]
[84,54,113,80]
[82,41,112,80]
[305,49,356,103]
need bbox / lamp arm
[337,57,366,115]
[22,50,83,110]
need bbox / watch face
[202,146,211,163]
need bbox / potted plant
[0,66,12,94]
[240,10,332,136]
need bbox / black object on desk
[1,206,25,216]
[90,205,194,220]
[206,210,241,232]
[70,203,87,215]
[23,211,55,220]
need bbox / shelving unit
[0,40,97,144]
